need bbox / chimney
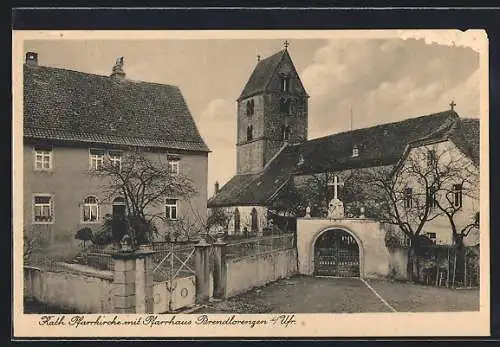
[25,52,38,66]
[110,56,126,79]
[214,181,220,195]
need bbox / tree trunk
[406,244,415,282]
[452,247,457,288]
[435,247,439,286]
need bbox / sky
[24,34,481,197]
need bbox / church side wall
[213,205,268,236]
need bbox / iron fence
[225,233,295,259]
[151,242,196,282]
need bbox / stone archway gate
[296,218,391,279]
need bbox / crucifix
[450,100,456,111]
[327,174,344,200]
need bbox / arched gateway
[314,229,360,277]
[297,219,390,279]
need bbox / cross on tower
[284,40,289,49]
[327,175,344,200]
[450,100,456,111]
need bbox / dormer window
[352,145,359,157]
[298,154,305,166]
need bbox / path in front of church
[199,276,479,313]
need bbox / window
[281,125,291,141]
[280,98,289,114]
[165,198,178,220]
[109,151,122,170]
[82,196,99,223]
[89,149,105,170]
[246,100,254,116]
[34,147,52,170]
[453,184,463,209]
[234,208,241,234]
[426,185,437,209]
[168,158,180,175]
[404,187,413,208]
[251,207,258,232]
[426,232,437,244]
[33,195,53,223]
[247,125,253,141]
[280,75,290,92]
[352,145,359,158]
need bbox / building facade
[23,53,209,257]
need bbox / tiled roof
[296,110,460,175]
[208,145,300,207]
[450,118,480,166]
[23,64,210,152]
[208,110,479,207]
[237,50,286,101]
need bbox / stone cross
[327,175,343,200]
[450,100,456,111]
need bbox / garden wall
[224,248,297,298]
[388,247,408,280]
[24,264,114,313]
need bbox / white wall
[24,265,114,313]
[213,205,268,235]
[224,249,297,298]
[397,140,479,246]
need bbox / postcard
[12,29,490,337]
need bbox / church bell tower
[236,42,309,175]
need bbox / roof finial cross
[284,40,289,50]
[450,100,456,111]
[257,54,261,62]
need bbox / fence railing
[151,242,196,282]
[225,233,295,259]
[415,244,480,288]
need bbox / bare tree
[426,144,480,285]
[95,148,196,246]
[360,150,444,281]
[428,145,480,247]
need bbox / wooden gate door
[314,229,360,277]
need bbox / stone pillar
[213,238,227,299]
[112,250,155,313]
[194,239,211,303]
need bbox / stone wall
[224,248,298,298]
[24,264,114,313]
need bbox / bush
[75,227,93,248]
[92,214,114,246]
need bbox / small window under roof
[352,145,359,157]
